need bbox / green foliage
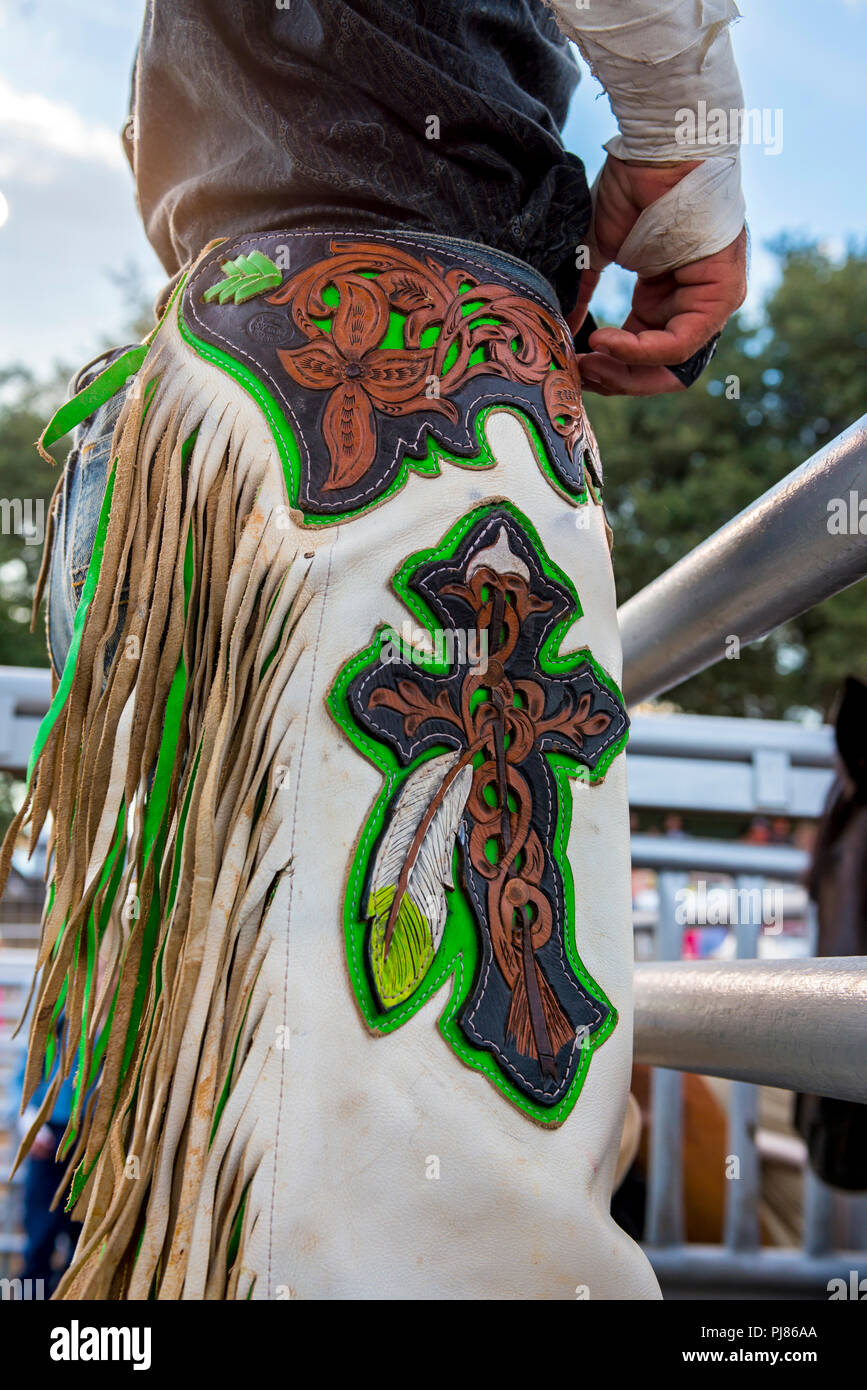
[0,267,154,674]
[0,366,68,667]
[0,771,19,840]
[590,241,867,719]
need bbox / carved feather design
[367,751,472,1008]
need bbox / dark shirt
[126,0,591,315]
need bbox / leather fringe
[0,304,312,1298]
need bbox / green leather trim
[39,347,147,455]
[26,464,117,783]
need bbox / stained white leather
[222,408,660,1300]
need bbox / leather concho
[181,230,600,519]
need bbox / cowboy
[10,0,746,1299]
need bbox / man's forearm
[547,0,746,275]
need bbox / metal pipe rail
[633,957,867,1102]
[618,414,867,705]
[630,831,808,878]
[0,665,51,777]
[628,711,835,766]
[646,1246,863,1296]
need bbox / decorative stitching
[267,527,338,1291]
[329,681,615,1128]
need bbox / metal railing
[634,957,867,1102]
[631,822,867,1295]
[619,413,867,705]
[618,413,867,1297]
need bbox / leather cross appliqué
[330,504,628,1118]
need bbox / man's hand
[569,155,747,397]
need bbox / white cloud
[0,76,125,171]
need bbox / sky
[0,0,865,376]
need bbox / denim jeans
[47,349,136,677]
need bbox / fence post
[645,869,686,1247]
[723,875,762,1251]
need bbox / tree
[0,366,71,667]
[0,271,157,837]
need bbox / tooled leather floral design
[340,507,628,1109]
[265,241,589,492]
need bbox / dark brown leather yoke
[182,229,601,518]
